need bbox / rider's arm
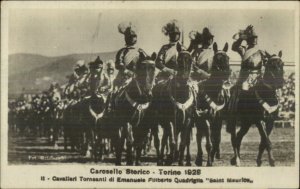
[232,38,245,58]
[155,45,167,70]
[255,87,278,114]
[194,65,211,79]
[115,48,126,70]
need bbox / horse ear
[265,50,271,59]
[151,52,157,61]
[223,42,229,52]
[213,42,218,53]
[278,50,282,58]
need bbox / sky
[9,8,295,62]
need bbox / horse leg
[211,118,222,162]
[126,123,134,166]
[178,129,187,166]
[185,130,192,166]
[152,126,162,165]
[256,120,275,167]
[134,127,145,166]
[166,122,176,165]
[205,120,212,166]
[160,126,168,165]
[114,127,122,166]
[195,126,203,166]
[185,119,193,166]
[235,120,251,166]
[227,118,239,166]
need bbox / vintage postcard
[1,1,299,188]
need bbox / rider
[87,56,111,98]
[232,25,266,90]
[189,27,215,82]
[156,19,186,82]
[227,25,267,132]
[64,60,89,99]
[114,22,148,91]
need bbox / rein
[196,82,228,117]
[88,94,106,124]
[125,89,150,127]
[89,105,105,123]
[168,84,194,124]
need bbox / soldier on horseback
[64,60,89,100]
[188,27,215,82]
[113,22,148,91]
[156,19,186,82]
[232,25,267,89]
[87,56,111,99]
[228,25,267,117]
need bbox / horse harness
[196,82,229,117]
[86,94,106,124]
[168,84,195,124]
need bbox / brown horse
[152,50,195,166]
[194,42,231,166]
[113,55,156,166]
[229,51,285,166]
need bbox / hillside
[8,51,117,95]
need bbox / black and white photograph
[1,1,299,188]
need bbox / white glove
[162,67,177,75]
[210,101,218,111]
[262,102,278,114]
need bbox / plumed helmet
[89,56,103,69]
[244,25,257,38]
[106,59,115,69]
[202,27,214,40]
[74,60,88,74]
[189,30,202,43]
[162,19,182,35]
[118,22,137,37]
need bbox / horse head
[211,42,231,81]
[264,51,285,89]
[176,50,193,82]
[135,53,157,95]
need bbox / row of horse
[11,42,285,167]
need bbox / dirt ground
[8,127,295,167]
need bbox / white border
[1,1,299,189]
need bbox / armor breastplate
[193,48,214,73]
[242,48,263,71]
[123,48,140,71]
[164,44,178,69]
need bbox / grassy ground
[8,127,295,167]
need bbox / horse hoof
[206,162,212,167]
[164,159,172,166]
[256,159,262,167]
[195,158,203,167]
[186,162,192,166]
[230,157,236,166]
[115,162,121,166]
[157,160,163,166]
[85,151,91,159]
[236,158,240,167]
[178,161,184,166]
[135,161,141,166]
[269,159,275,167]
[216,152,221,159]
